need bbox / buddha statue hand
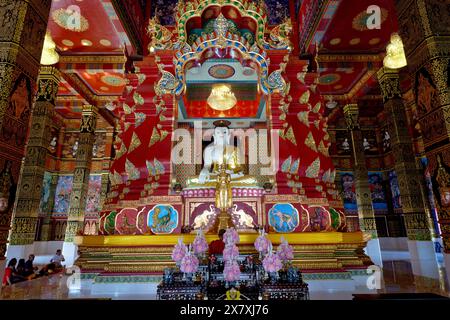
[198,169,210,184]
[230,172,244,180]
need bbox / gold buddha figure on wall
[186,121,258,188]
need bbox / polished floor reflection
[1,243,449,300]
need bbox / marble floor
[1,242,450,300]
[1,263,448,300]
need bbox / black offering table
[157,254,309,300]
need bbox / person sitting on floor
[209,229,226,255]
[24,254,38,279]
[38,263,56,277]
[50,249,65,270]
[2,258,26,287]
[16,259,26,277]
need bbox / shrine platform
[75,232,371,276]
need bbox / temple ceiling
[46,0,399,124]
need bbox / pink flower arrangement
[171,238,187,263]
[223,260,241,282]
[223,227,240,245]
[277,237,294,261]
[262,245,283,273]
[180,249,199,274]
[223,244,239,262]
[254,229,271,254]
[193,231,208,255]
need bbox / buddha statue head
[213,120,232,146]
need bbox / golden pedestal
[215,209,234,233]
[75,232,373,275]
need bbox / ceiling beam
[60,72,118,127]
[110,0,145,56]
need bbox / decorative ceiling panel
[48,0,132,54]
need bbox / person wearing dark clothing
[16,259,26,276]
[24,254,38,279]
[38,263,56,277]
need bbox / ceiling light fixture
[207,83,237,111]
[383,33,407,69]
[40,33,60,65]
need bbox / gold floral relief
[149,127,161,147]
[128,132,141,153]
[297,111,310,127]
[284,126,297,146]
[299,91,310,104]
[306,157,321,178]
[305,132,317,152]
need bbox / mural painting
[39,172,53,215]
[335,130,351,155]
[362,130,379,155]
[54,175,73,214]
[0,160,16,214]
[415,67,439,117]
[368,172,387,211]
[148,205,179,234]
[1,74,33,147]
[389,170,401,209]
[340,172,357,212]
[307,206,331,232]
[86,175,102,213]
[62,132,80,158]
[268,203,299,233]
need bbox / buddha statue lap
[186,122,258,188]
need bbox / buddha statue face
[213,126,231,146]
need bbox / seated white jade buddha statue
[186,121,258,188]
